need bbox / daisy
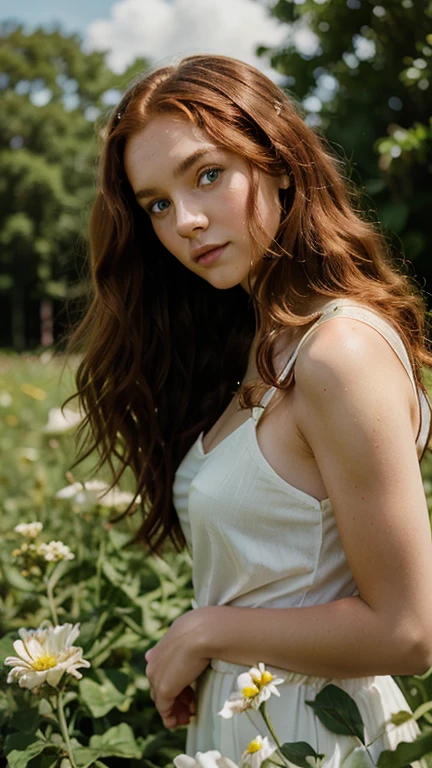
[4,622,90,691]
[174,750,239,768]
[239,736,277,768]
[219,663,286,718]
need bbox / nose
[175,199,209,238]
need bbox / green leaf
[279,740,325,767]
[9,706,40,734]
[73,723,142,764]
[390,710,414,726]
[4,736,47,768]
[342,747,375,767]
[306,684,365,742]
[1,564,37,592]
[0,632,16,663]
[377,729,432,766]
[79,675,129,717]
[89,722,141,755]
[39,758,60,768]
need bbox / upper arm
[294,317,432,636]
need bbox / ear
[279,174,290,190]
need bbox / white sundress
[172,298,432,767]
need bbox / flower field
[0,351,193,767]
[1,351,432,768]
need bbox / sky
[0,0,307,77]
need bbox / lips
[191,243,228,261]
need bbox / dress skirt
[186,659,426,767]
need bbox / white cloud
[85,0,287,77]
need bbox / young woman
[66,54,432,765]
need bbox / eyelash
[146,167,224,216]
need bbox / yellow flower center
[32,654,57,671]
[246,740,263,754]
[250,670,273,687]
[242,684,259,698]
[261,671,273,685]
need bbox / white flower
[17,447,39,463]
[56,479,109,508]
[240,736,277,768]
[56,479,141,511]
[96,486,141,509]
[37,541,75,562]
[14,522,43,539]
[219,662,286,718]
[219,692,253,718]
[42,407,83,434]
[174,751,239,768]
[4,622,91,690]
[0,391,12,407]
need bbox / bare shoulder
[294,315,415,405]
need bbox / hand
[150,684,196,729]
[145,608,211,729]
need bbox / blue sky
[0,0,117,36]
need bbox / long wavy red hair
[63,54,432,556]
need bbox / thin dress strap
[257,299,431,460]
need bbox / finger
[156,696,176,720]
[178,685,196,714]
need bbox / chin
[204,270,250,292]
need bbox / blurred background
[0,0,431,351]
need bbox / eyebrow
[134,148,216,201]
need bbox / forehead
[123,114,220,189]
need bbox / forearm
[197,597,429,678]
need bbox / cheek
[151,219,176,253]
[257,185,282,237]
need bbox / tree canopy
[0,23,148,348]
[260,0,432,296]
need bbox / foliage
[0,23,149,349]
[0,352,192,767]
[261,0,432,291]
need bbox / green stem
[364,720,390,748]
[95,536,105,607]
[56,691,78,768]
[45,575,58,625]
[259,701,282,748]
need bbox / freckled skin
[123,114,286,293]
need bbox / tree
[0,23,148,349]
[260,0,432,298]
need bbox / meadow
[1,352,432,768]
